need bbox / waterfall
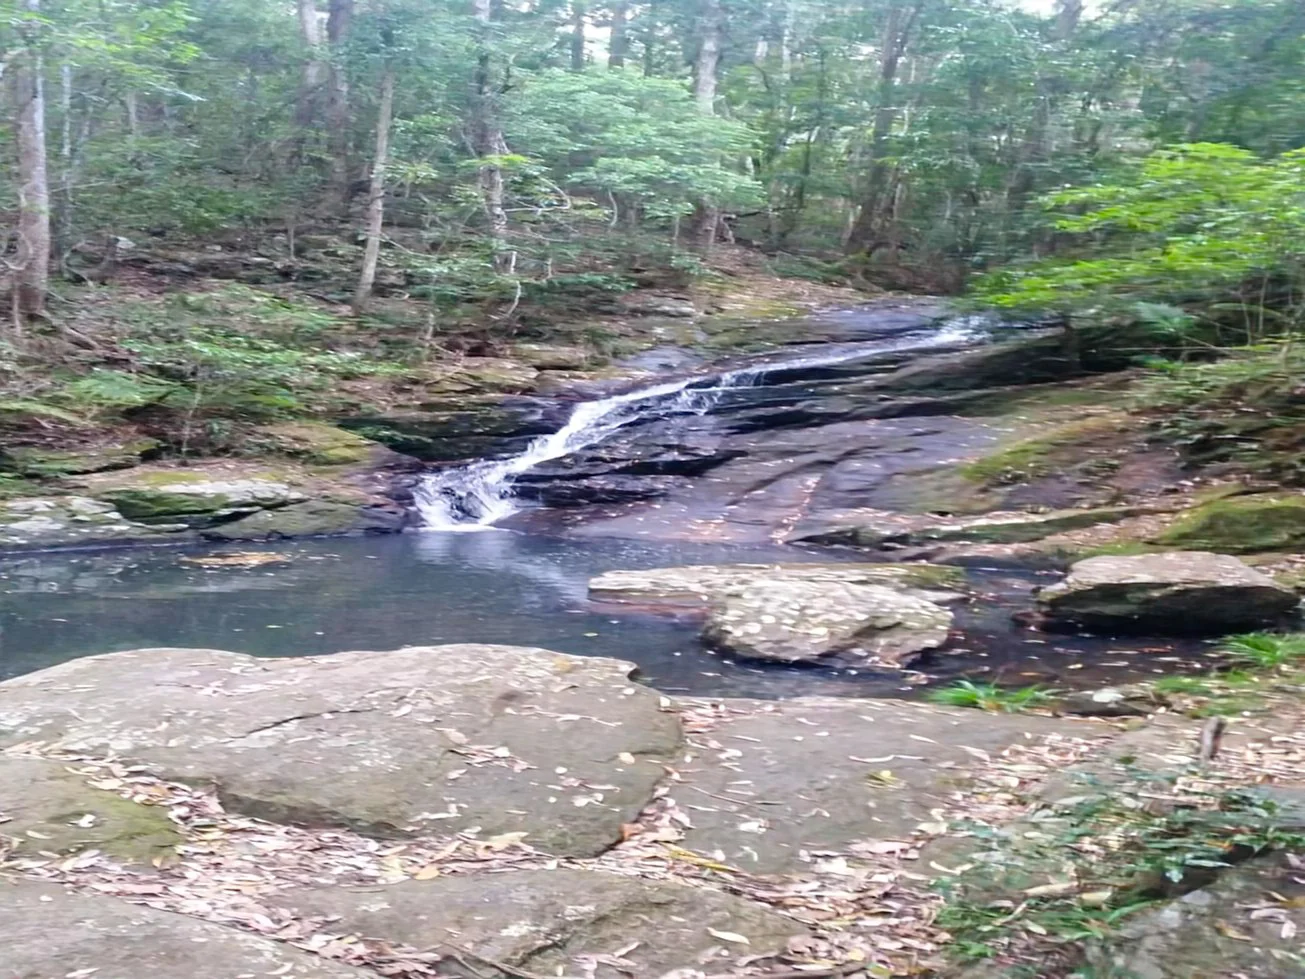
[415,319,984,530]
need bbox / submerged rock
[590,562,962,667]
[277,868,800,977]
[1037,551,1299,634]
[0,645,681,857]
[3,880,368,979]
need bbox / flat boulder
[668,697,1086,873]
[1,879,368,978]
[590,562,963,667]
[276,868,801,977]
[0,645,682,857]
[1037,551,1299,633]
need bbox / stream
[0,534,1214,696]
[0,307,1219,696]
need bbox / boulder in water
[1037,551,1299,634]
[590,562,962,667]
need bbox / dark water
[0,533,1217,697]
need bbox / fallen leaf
[707,928,751,945]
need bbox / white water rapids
[415,319,984,530]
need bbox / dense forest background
[3,0,1301,311]
[0,0,1303,458]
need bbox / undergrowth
[928,680,1057,713]
[936,773,1305,972]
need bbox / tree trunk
[473,0,511,269]
[296,0,328,128]
[570,2,587,71]
[12,0,50,322]
[352,68,394,315]
[326,0,354,212]
[608,0,628,68]
[844,0,921,256]
[690,0,722,251]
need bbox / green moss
[247,421,379,466]
[960,417,1125,489]
[1156,495,1305,554]
[99,488,232,520]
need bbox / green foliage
[927,680,1056,714]
[937,774,1305,966]
[975,144,1305,333]
[1220,632,1305,671]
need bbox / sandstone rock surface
[0,645,682,857]
[1,879,369,979]
[1037,551,1299,633]
[278,868,800,977]
[591,562,962,666]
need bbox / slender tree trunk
[296,0,328,128]
[12,0,50,322]
[55,63,73,256]
[326,0,354,212]
[570,2,587,71]
[352,68,394,315]
[473,0,511,269]
[690,0,722,251]
[608,0,628,68]
[844,0,921,256]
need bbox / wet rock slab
[277,868,802,977]
[1,879,369,978]
[590,562,964,667]
[1038,551,1300,633]
[0,645,682,857]
[669,696,1091,874]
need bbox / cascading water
[415,318,985,530]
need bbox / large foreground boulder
[2,880,368,978]
[277,868,800,978]
[589,563,962,667]
[0,645,682,857]
[1037,551,1299,633]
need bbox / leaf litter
[0,701,1144,979]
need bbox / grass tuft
[928,680,1057,713]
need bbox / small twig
[704,964,864,979]
[440,943,551,979]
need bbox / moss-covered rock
[97,478,306,524]
[199,499,405,540]
[1,440,161,478]
[1156,494,1305,554]
[248,422,384,466]
[0,756,181,863]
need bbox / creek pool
[0,532,1215,697]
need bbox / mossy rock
[99,488,236,521]
[200,500,405,540]
[249,422,382,466]
[1,440,161,478]
[1156,495,1305,554]
[0,756,181,863]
